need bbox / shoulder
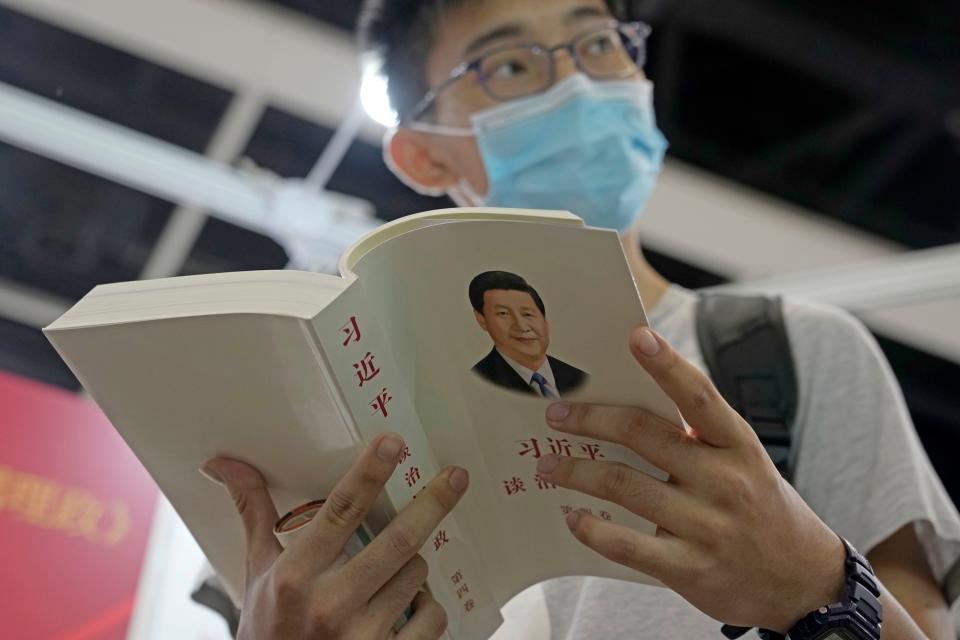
[547,355,587,378]
[776,298,960,568]
[472,348,501,375]
[781,296,872,343]
[779,297,891,384]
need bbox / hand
[535,327,846,633]
[201,433,468,639]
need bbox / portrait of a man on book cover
[469,270,589,399]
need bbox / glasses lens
[576,26,643,78]
[478,46,552,100]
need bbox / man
[469,270,588,397]
[201,1,960,638]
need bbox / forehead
[483,288,539,308]
[427,0,613,84]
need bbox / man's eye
[489,58,530,79]
[583,34,619,57]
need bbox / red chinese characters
[352,352,380,387]
[547,437,572,457]
[404,466,421,488]
[370,387,392,417]
[339,315,393,421]
[450,570,476,613]
[515,437,604,460]
[516,438,541,458]
[397,445,412,465]
[579,442,605,460]
[340,316,362,346]
[502,476,526,495]
[534,474,556,490]
[559,505,612,521]
[433,529,449,551]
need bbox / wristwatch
[721,535,883,640]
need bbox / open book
[45,208,681,640]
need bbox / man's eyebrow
[462,23,527,59]
[565,6,610,24]
[461,7,611,60]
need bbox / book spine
[311,279,501,640]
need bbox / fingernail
[537,454,560,475]
[377,435,403,462]
[566,510,582,530]
[546,403,570,422]
[199,461,223,485]
[632,327,660,357]
[448,467,469,493]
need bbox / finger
[394,590,448,640]
[536,455,700,538]
[545,401,702,478]
[293,432,406,567]
[629,326,747,447]
[565,509,683,582]
[339,465,468,602]
[368,555,428,632]
[201,457,282,580]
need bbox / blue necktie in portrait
[530,372,557,399]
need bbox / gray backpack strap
[695,293,798,480]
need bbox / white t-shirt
[498,286,960,639]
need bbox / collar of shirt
[497,349,558,394]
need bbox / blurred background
[0,0,958,638]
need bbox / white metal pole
[0,81,273,235]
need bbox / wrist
[771,534,848,634]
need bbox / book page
[46,309,360,603]
[314,280,502,640]
[340,207,582,272]
[348,218,682,608]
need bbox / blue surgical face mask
[409,74,668,232]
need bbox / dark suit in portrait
[472,348,588,396]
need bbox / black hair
[469,271,546,316]
[357,0,629,122]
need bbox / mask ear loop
[381,127,488,204]
[447,177,487,207]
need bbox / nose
[513,315,533,332]
[552,45,580,84]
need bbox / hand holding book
[201,433,466,640]
[535,326,847,636]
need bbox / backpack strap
[695,293,798,480]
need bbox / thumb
[202,457,282,580]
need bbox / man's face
[390,0,639,198]
[475,289,550,366]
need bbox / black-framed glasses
[407,20,651,124]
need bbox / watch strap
[787,536,883,640]
[721,535,882,640]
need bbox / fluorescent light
[360,70,398,128]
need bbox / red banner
[0,372,158,640]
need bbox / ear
[473,309,489,331]
[385,128,457,196]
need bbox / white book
[45,207,681,640]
